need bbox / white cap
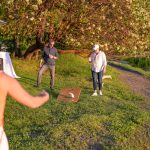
[93,44,99,51]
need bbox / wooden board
[57,88,81,102]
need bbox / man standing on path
[37,39,58,90]
[89,44,107,96]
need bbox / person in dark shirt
[37,39,58,89]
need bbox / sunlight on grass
[4,54,150,149]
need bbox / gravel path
[115,67,150,100]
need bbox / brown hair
[49,39,55,43]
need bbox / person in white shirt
[89,44,107,96]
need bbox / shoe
[91,92,98,96]
[50,87,54,90]
[34,84,39,87]
[99,90,103,96]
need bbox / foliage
[125,56,150,70]
[129,0,150,55]
[4,54,150,149]
[0,0,149,55]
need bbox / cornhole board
[57,88,81,102]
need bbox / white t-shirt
[89,51,107,72]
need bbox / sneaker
[34,84,39,88]
[50,87,54,90]
[99,90,103,96]
[91,92,98,96]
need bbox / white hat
[93,44,99,51]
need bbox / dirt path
[113,67,150,100]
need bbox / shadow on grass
[88,134,116,150]
[18,75,37,85]
[45,88,59,99]
[89,143,104,150]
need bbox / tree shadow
[89,143,104,150]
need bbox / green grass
[4,54,150,150]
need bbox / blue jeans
[92,70,103,91]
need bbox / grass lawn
[4,54,150,150]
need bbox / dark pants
[37,64,55,88]
[92,70,103,91]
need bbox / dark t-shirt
[42,46,58,66]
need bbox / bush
[125,57,150,70]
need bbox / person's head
[45,42,49,47]
[49,39,55,48]
[93,44,100,53]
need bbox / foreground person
[0,71,49,150]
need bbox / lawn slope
[4,54,150,150]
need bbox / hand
[49,54,54,59]
[103,67,106,73]
[53,56,57,60]
[39,90,49,101]
[88,57,91,63]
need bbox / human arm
[88,56,92,63]
[88,52,93,63]
[103,66,107,73]
[0,72,49,109]
[49,54,58,60]
[102,52,107,73]
[54,49,59,60]
[49,48,58,60]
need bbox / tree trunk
[24,17,46,60]
[23,35,44,60]
[13,37,22,57]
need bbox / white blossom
[112,4,116,8]
[32,5,38,10]
[7,0,14,4]
[30,17,34,21]
[25,0,29,4]
[37,0,43,5]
